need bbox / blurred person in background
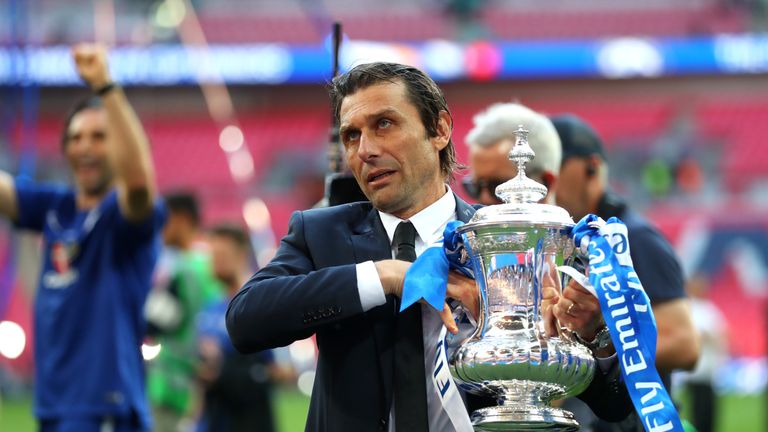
[0,43,164,432]
[226,64,631,431]
[196,223,285,432]
[552,114,699,431]
[463,102,561,206]
[675,273,728,432]
[145,192,222,432]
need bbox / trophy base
[471,405,579,431]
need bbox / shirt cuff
[595,353,617,372]
[357,261,386,312]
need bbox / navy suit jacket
[226,195,632,431]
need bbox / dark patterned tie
[393,221,429,431]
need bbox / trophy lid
[459,125,574,231]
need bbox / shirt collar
[378,186,456,245]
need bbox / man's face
[209,235,243,287]
[162,213,191,247]
[556,157,591,220]
[339,80,450,219]
[467,140,517,205]
[64,108,113,197]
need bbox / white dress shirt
[356,187,466,432]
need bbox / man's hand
[0,171,18,221]
[554,279,604,341]
[375,260,479,335]
[74,42,157,221]
[375,259,410,298]
[541,269,611,354]
[541,282,561,338]
[72,43,111,89]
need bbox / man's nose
[73,137,95,151]
[356,131,381,161]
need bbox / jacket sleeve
[576,355,634,422]
[226,210,366,353]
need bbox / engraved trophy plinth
[449,126,595,431]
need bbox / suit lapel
[350,204,391,262]
[455,193,478,223]
[350,206,398,414]
[350,194,476,415]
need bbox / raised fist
[72,43,111,89]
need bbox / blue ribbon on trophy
[400,220,473,312]
[569,214,683,432]
[401,214,684,432]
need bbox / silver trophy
[449,126,595,431]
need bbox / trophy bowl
[449,126,595,431]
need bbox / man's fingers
[71,43,110,87]
[565,279,595,297]
[440,303,458,334]
[541,293,559,337]
[555,298,584,319]
[543,263,563,291]
[542,285,559,301]
[553,299,600,336]
[73,45,96,62]
[562,288,597,309]
[446,271,479,319]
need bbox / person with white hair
[463,102,562,205]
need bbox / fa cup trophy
[449,126,595,431]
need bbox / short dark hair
[209,222,250,254]
[550,114,607,163]
[60,96,103,149]
[329,62,458,181]
[165,192,200,226]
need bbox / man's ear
[432,110,452,151]
[585,155,602,178]
[541,171,557,191]
[541,171,558,204]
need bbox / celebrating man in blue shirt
[0,43,165,432]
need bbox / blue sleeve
[13,178,71,232]
[112,194,167,243]
[628,225,686,304]
[196,304,221,340]
[256,349,275,363]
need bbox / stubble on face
[65,109,114,200]
[339,81,449,219]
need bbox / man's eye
[378,119,392,129]
[344,131,360,143]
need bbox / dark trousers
[687,381,716,432]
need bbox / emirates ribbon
[401,215,685,432]
[571,214,683,432]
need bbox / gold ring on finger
[567,303,576,316]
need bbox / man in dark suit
[226,62,632,431]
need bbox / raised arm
[72,43,156,221]
[0,171,17,221]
